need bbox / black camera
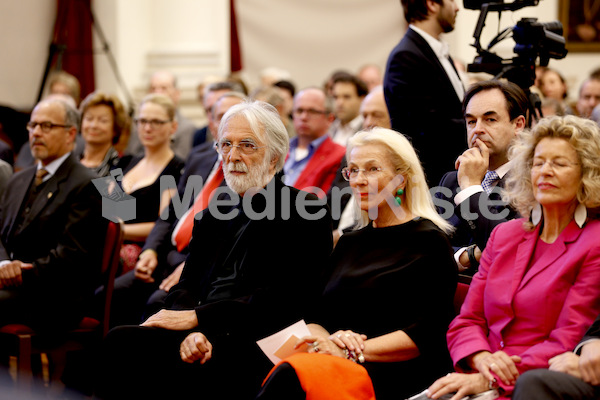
[465,0,568,120]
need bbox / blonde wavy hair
[504,115,600,229]
[347,128,454,234]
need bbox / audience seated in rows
[95,100,333,400]
[436,80,527,275]
[114,93,184,273]
[257,128,457,400]
[125,70,197,160]
[107,92,245,327]
[425,115,600,400]
[192,80,245,147]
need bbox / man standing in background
[384,0,466,187]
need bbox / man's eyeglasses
[134,118,172,129]
[292,108,328,118]
[26,121,72,133]
[215,140,266,155]
[342,167,386,181]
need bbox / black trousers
[94,325,272,400]
[513,369,600,400]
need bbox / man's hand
[456,139,490,190]
[159,262,184,292]
[134,249,158,282]
[180,332,212,364]
[0,260,33,288]
[141,309,198,330]
[580,340,600,385]
[549,352,581,379]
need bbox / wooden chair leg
[16,333,33,391]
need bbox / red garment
[173,164,223,251]
[263,353,376,400]
[293,137,345,198]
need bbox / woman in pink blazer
[427,116,600,400]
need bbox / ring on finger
[490,362,497,369]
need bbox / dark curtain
[50,0,95,100]
[230,0,243,72]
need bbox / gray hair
[218,100,289,172]
[211,92,248,120]
[38,98,80,131]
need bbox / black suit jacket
[143,141,222,277]
[384,27,466,187]
[0,154,107,328]
[164,177,333,342]
[436,170,518,254]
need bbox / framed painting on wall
[559,0,600,52]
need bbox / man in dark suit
[435,80,528,274]
[384,0,466,187]
[512,315,600,400]
[96,100,333,399]
[107,92,246,327]
[0,98,106,332]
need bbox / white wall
[0,0,56,110]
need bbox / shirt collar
[409,25,449,59]
[494,160,512,179]
[37,152,71,178]
[289,133,328,151]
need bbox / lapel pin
[47,192,53,199]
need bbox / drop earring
[395,188,404,206]
[531,202,542,226]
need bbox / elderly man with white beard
[96,100,333,400]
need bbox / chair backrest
[454,279,471,316]
[98,219,124,337]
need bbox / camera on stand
[465,0,568,123]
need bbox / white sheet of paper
[256,319,312,364]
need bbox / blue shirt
[283,135,329,186]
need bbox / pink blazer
[447,218,600,395]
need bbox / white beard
[224,158,272,195]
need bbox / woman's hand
[427,372,489,400]
[472,350,521,385]
[328,330,367,353]
[295,335,345,358]
[179,332,212,364]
